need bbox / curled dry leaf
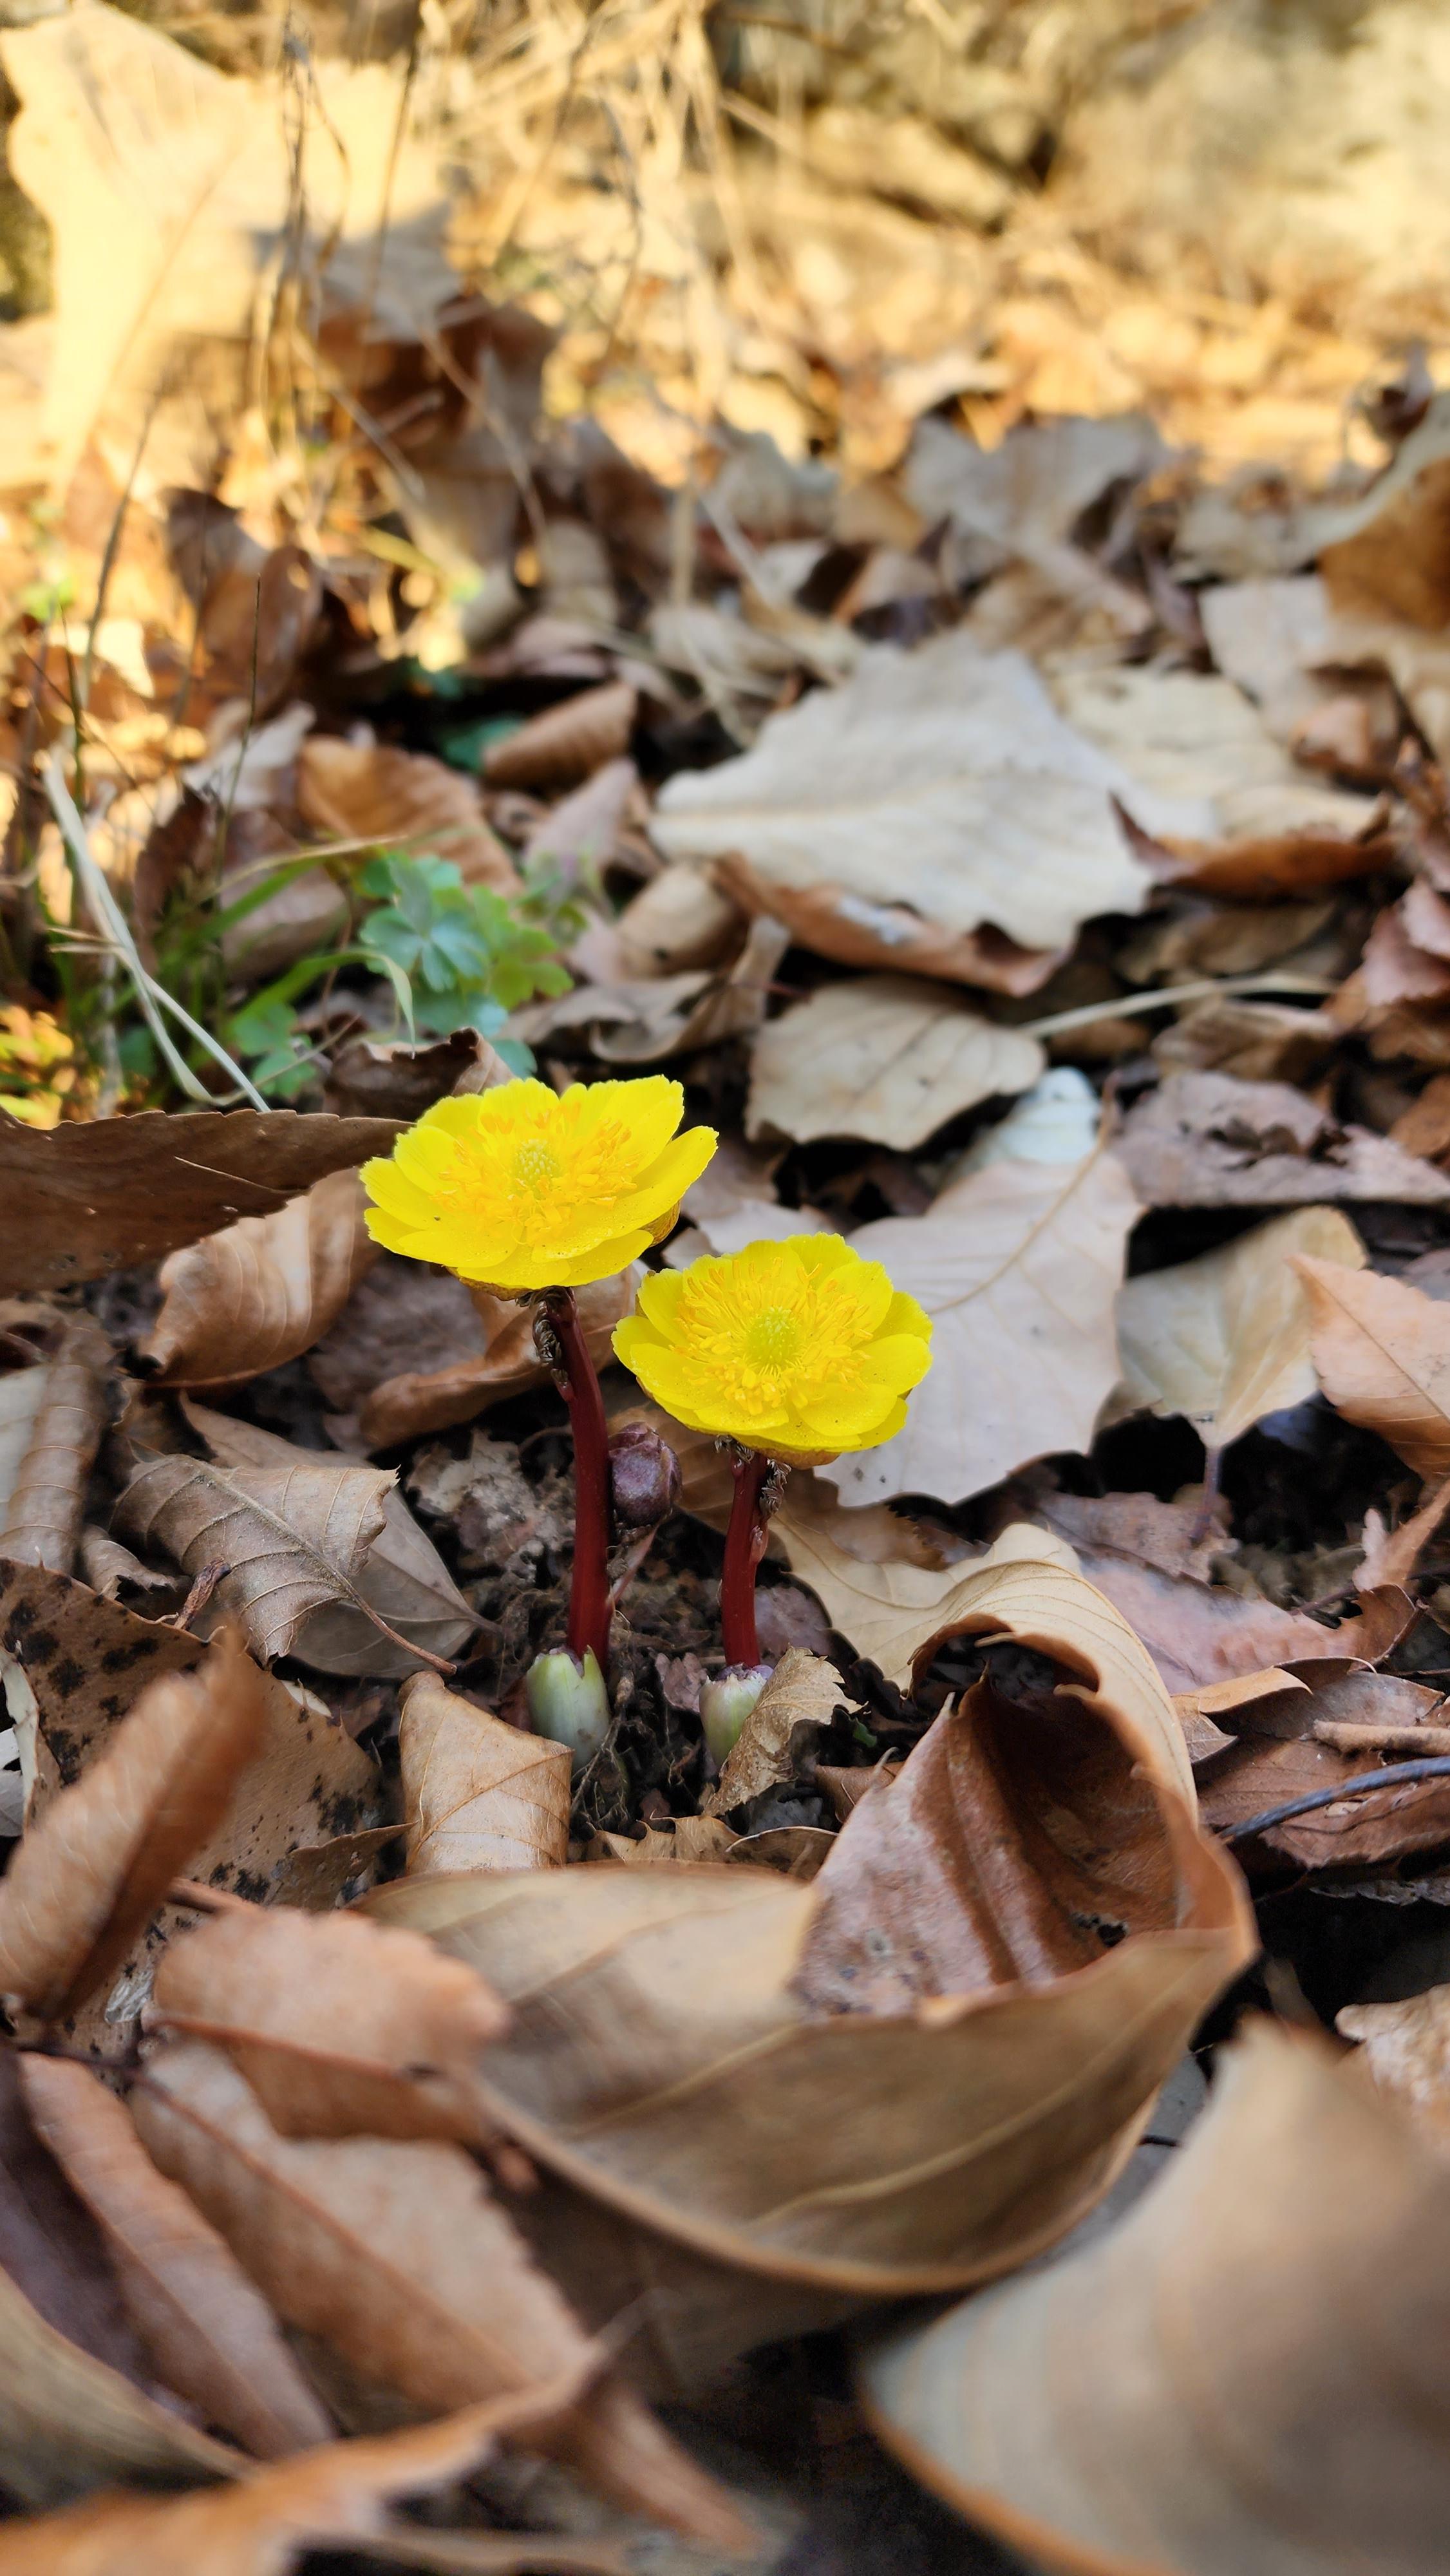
[821,1150,1139,1509]
[1193,1664,1450,1875]
[0,1113,401,1296]
[0,1316,109,1575]
[702,1649,856,1818]
[1115,1206,1365,1454]
[151,1903,509,2146]
[296,736,518,891]
[518,918,786,1066]
[0,2384,628,2576]
[767,1508,1024,1687]
[483,681,636,790]
[357,1265,641,1452]
[714,855,1066,998]
[0,1630,267,2023]
[1297,1255,1450,1479]
[1115,1072,1450,1209]
[0,2057,234,2508]
[323,1027,509,1124]
[651,633,1153,954]
[17,2055,333,2460]
[400,1674,569,1875]
[745,975,1044,1151]
[137,1170,378,1390]
[133,2039,755,2550]
[862,2021,1450,2576]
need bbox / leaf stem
[721,1448,771,1667]
[541,1289,613,1672]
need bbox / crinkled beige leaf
[296,739,517,893]
[0,1317,108,1575]
[151,1904,507,2148]
[1115,1206,1365,1452]
[0,1112,400,1298]
[651,633,1154,954]
[137,1171,378,1391]
[819,1150,1139,1508]
[1115,1072,1450,1209]
[862,2020,1450,2576]
[184,1406,475,1678]
[745,975,1044,1150]
[133,2039,754,2550]
[0,1630,268,2023]
[702,1649,856,1817]
[17,2055,333,2461]
[0,2385,627,2575]
[400,1675,569,1875]
[1297,1255,1450,1480]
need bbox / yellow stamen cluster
[361,1076,717,1293]
[614,1233,932,1464]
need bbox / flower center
[513,1137,562,1190]
[744,1307,804,1371]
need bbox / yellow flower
[614,1233,932,1463]
[361,1076,717,1293]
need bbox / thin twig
[1021,973,1333,1042]
[1221,1754,1450,1844]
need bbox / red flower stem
[543,1289,612,1672]
[722,1448,771,1668]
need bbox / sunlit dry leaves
[17,2056,333,2460]
[652,634,1153,954]
[0,1631,267,2023]
[820,1150,1138,1508]
[165,495,324,725]
[0,2386,630,2575]
[0,1113,401,1295]
[519,919,786,1066]
[745,975,1043,1151]
[701,1651,855,1820]
[862,2021,1450,2576]
[1115,1072,1450,1208]
[296,739,517,893]
[713,857,1066,997]
[151,1904,507,2146]
[904,412,1165,583]
[0,1316,108,1575]
[134,2040,754,2548]
[483,683,636,791]
[1297,1255,1450,1478]
[400,1674,569,1875]
[118,1403,472,1677]
[0,2058,233,2508]
[355,1265,640,1452]
[1115,1206,1365,1453]
[137,1171,377,1390]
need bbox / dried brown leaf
[746,975,1044,1151]
[137,1171,378,1390]
[517,918,786,1067]
[0,1113,401,1296]
[483,683,636,791]
[323,1028,509,1124]
[357,1266,639,1452]
[702,1649,854,1818]
[1298,1255,1450,1479]
[151,1904,508,2146]
[400,1675,569,1875]
[296,737,518,891]
[714,857,1067,996]
[1115,1072,1450,1209]
[17,2055,333,2459]
[0,1631,267,2022]
[862,2021,1450,2576]
[0,1317,109,1575]
[133,2039,755,2549]
[587,1818,740,1868]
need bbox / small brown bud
[608,1423,682,1528]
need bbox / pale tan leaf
[1359,1477,1450,1588]
[296,739,518,893]
[862,2021,1450,2576]
[400,1675,569,1875]
[151,1904,508,2146]
[767,1507,1012,1687]
[0,1113,400,1298]
[905,412,1166,562]
[652,633,1154,954]
[1116,1072,1450,1209]
[1115,1206,1366,1452]
[613,862,744,974]
[357,1266,641,1452]
[17,2056,334,2460]
[713,857,1066,997]
[0,2386,628,2575]
[133,2040,755,2550]
[586,1819,740,1867]
[818,1150,1139,1508]
[702,1650,855,1818]
[1338,1985,1450,2152]
[0,1317,108,1575]
[745,975,1044,1151]
[138,1171,378,1391]
[77,1529,179,1604]
[0,1630,268,2022]
[1297,1255,1450,1480]
[183,1406,475,1678]
[516,917,786,1066]
[483,683,636,791]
